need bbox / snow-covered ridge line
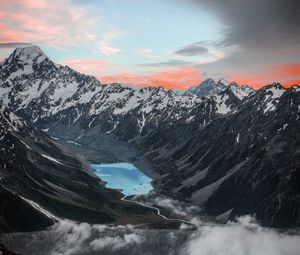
[20,195,59,220]
[41,153,65,165]
[0,46,298,137]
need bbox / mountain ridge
[0,46,258,93]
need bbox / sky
[0,0,299,89]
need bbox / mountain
[0,46,100,117]
[228,82,255,100]
[186,78,222,97]
[149,83,300,227]
[186,78,254,98]
[1,46,300,228]
[0,105,161,232]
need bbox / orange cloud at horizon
[58,57,300,90]
[273,63,300,87]
[230,63,300,89]
[274,63,300,77]
[100,63,300,90]
[99,67,203,90]
[284,80,300,88]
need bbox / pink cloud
[62,59,115,76]
[0,0,97,48]
[137,48,159,59]
[98,30,123,55]
[98,41,120,55]
[0,21,21,43]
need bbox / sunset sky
[0,0,299,89]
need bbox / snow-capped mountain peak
[186,78,238,97]
[4,45,47,66]
[217,78,229,86]
[227,82,254,100]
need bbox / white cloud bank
[2,216,300,255]
[183,216,300,255]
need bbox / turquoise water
[91,162,153,196]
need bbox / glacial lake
[91,162,153,196]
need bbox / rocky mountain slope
[0,184,54,232]
[1,46,300,228]
[0,105,160,232]
[146,84,300,227]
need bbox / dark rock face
[0,185,53,232]
[1,46,300,228]
[0,243,19,255]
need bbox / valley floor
[52,137,199,227]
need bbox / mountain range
[0,46,299,229]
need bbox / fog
[2,215,300,255]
